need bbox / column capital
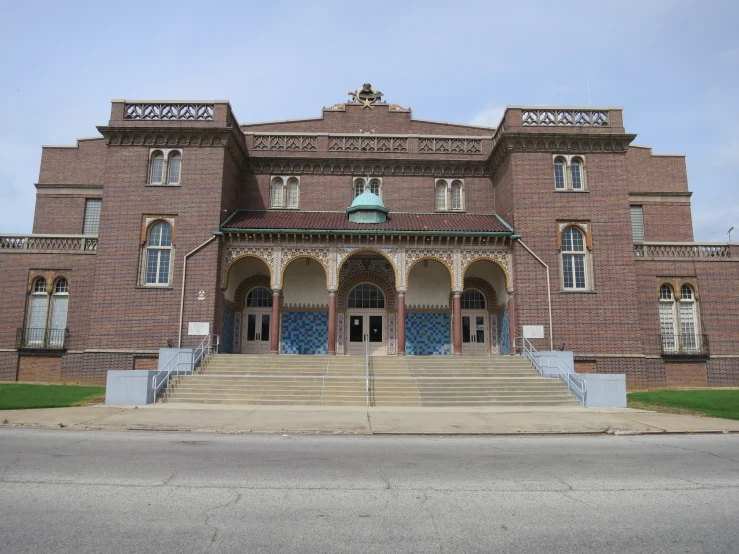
[397,289,406,296]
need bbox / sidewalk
[2,403,739,435]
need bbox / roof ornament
[348,83,384,109]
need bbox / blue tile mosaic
[281,311,328,354]
[405,312,451,355]
[222,308,234,353]
[498,310,510,355]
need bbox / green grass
[0,383,106,410]
[628,389,739,421]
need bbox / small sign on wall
[523,325,544,339]
[188,322,210,336]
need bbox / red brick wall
[626,147,688,194]
[0,352,18,381]
[33,195,88,234]
[38,139,106,185]
[664,361,708,387]
[17,355,62,382]
[642,202,693,242]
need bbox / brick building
[2,84,737,389]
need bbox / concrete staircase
[160,355,579,407]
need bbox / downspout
[516,239,554,351]
[178,234,219,348]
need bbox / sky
[1,0,737,240]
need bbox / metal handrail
[151,334,219,401]
[513,336,586,405]
[365,334,369,410]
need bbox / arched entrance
[346,283,387,355]
[243,287,273,354]
[460,289,488,356]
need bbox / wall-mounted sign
[197,290,206,301]
[188,322,210,336]
[523,325,544,339]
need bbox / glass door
[243,311,271,354]
[461,312,488,356]
[346,312,387,355]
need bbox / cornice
[488,132,637,176]
[247,157,489,177]
[97,125,249,164]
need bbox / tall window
[286,178,299,208]
[561,226,587,290]
[348,283,385,309]
[630,205,645,243]
[553,156,587,191]
[145,222,173,285]
[83,198,102,235]
[24,276,70,348]
[167,152,181,185]
[271,177,284,207]
[435,179,464,211]
[353,177,381,198]
[659,283,701,353]
[554,158,566,189]
[150,152,164,184]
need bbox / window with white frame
[435,179,465,211]
[561,226,588,290]
[149,149,183,185]
[270,176,300,208]
[353,177,381,198]
[658,283,701,353]
[24,276,70,347]
[144,222,173,285]
[630,205,645,243]
[83,198,102,235]
[553,156,587,191]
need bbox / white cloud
[469,106,506,128]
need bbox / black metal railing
[660,334,709,357]
[16,328,68,350]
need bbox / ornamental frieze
[248,158,489,177]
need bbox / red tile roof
[222,210,512,234]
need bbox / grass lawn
[628,389,739,421]
[0,383,106,410]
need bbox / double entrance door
[347,311,386,356]
[461,311,489,356]
[243,309,272,354]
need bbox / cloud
[469,106,506,128]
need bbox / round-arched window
[246,287,273,308]
[461,289,485,309]
[348,283,385,309]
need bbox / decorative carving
[223,247,274,288]
[279,248,330,287]
[521,109,609,127]
[283,303,329,309]
[124,103,214,121]
[460,250,512,291]
[389,104,410,112]
[337,249,398,286]
[0,235,97,253]
[490,315,499,355]
[404,250,454,290]
[233,275,271,311]
[233,311,242,353]
[419,138,482,154]
[387,313,397,355]
[348,83,384,109]
[253,135,317,151]
[328,136,408,153]
[336,312,345,354]
[323,103,345,111]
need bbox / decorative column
[397,291,406,355]
[453,291,462,355]
[270,289,281,354]
[327,290,336,355]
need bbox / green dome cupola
[347,189,389,223]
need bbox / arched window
[27,278,49,345]
[435,180,447,210]
[561,227,587,289]
[348,283,385,309]
[451,180,463,210]
[554,158,566,189]
[659,284,677,352]
[286,178,299,209]
[571,158,583,190]
[368,179,381,196]
[354,178,366,197]
[150,151,164,184]
[658,283,702,354]
[461,289,485,309]
[145,222,173,285]
[354,177,381,198]
[167,152,181,185]
[23,276,70,348]
[271,177,284,208]
[246,287,273,308]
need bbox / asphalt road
[0,430,738,554]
